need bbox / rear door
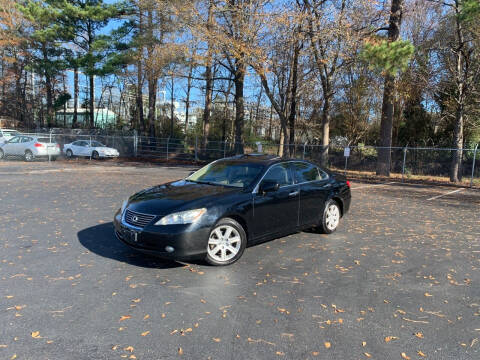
[252,162,299,238]
[292,162,330,227]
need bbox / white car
[63,140,120,159]
[0,129,20,145]
[0,135,61,161]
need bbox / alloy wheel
[207,225,242,263]
[325,203,340,231]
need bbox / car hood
[127,180,241,214]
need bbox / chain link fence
[1,130,478,186]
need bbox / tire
[50,156,57,161]
[205,218,247,266]
[319,199,341,234]
[92,151,99,160]
[24,150,34,162]
[66,149,73,159]
[0,149,4,160]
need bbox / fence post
[402,147,407,182]
[471,144,478,188]
[194,135,198,162]
[166,137,170,161]
[303,142,307,160]
[133,130,138,157]
[223,141,227,158]
[48,130,52,163]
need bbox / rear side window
[21,137,33,143]
[292,162,321,183]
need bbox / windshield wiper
[188,180,219,186]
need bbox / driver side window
[261,163,293,188]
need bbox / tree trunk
[147,77,157,137]
[376,0,404,176]
[73,66,78,128]
[170,75,175,137]
[377,73,395,175]
[450,1,466,183]
[45,73,54,128]
[89,74,95,128]
[233,61,245,154]
[321,96,331,166]
[288,42,300,157]
[202,0,214,150]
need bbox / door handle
[289,191,299,197]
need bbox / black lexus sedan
[114,154,351,266]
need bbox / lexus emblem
[132,216,138,222]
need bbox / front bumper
[113,209,210,260]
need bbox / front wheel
[66,149,73,159]
[92,151,99,160]
[319,199,341,234]
[0,148,4,160]
[206,218,246,266]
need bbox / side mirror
[259,180,280,194]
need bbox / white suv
[0,129,20,145]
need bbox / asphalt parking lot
[1,160,479,360]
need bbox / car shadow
[77,222,183,269]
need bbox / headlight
[120,199,128,214]
[155,208,206,225]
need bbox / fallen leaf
[124,346,134,353]
[132,298,141,303]
[362,341,367,347]
[212,338,221,342]
[119,315,131,322]
[364,353,371,358]
[312,351,319,356]
[141,331,150,336]
[414,332,424,338]
[31,331,41,339]
[143,314,150,320]
[417,350,426,357]
[424,293,433,297]
[401,353,410,360]
[276,351,285,356]
[324,342,331,349]
[178,347,183,355]
[11,355,17,360]
[385,336,398,342]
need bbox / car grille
[124,209,156,228]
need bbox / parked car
[114,154,352,266]
[63,140,120,159]
[0,135,61,161]
[0,129,20,145]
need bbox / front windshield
[187,161,264,188]
[90,141,105,147]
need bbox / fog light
[165,246,175,253]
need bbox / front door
[3,136,21,155]
[252,163,299,239]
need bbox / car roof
[222,154,314,167]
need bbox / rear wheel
[24,150,34,162]
[0,148,4,160]
[50,156,57,161]
[66,149,73,159]
[319,199,341,234]
[206,218,246,266]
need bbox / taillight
[34,143,43,148]
[346,180,351,188]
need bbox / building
[55,108,117,129]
